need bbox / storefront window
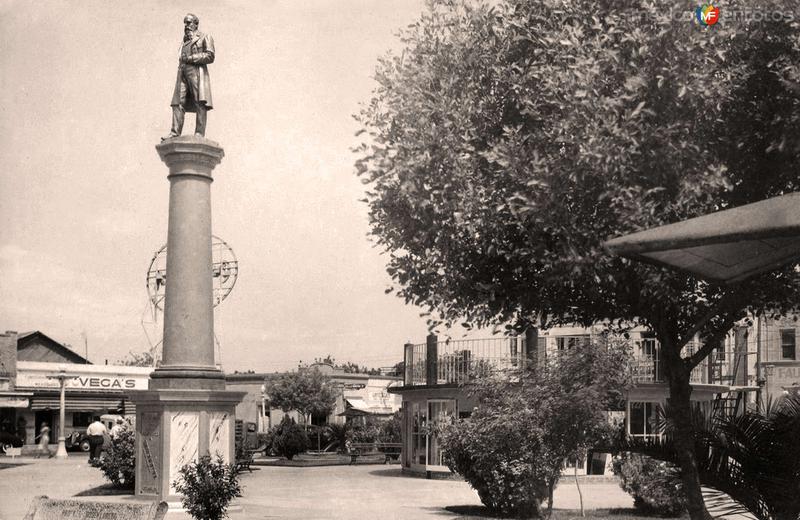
[629,401,661,439]
[427,400,456,468]
[411,403,426,465]
[72,412,92,427]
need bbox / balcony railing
[631,341,744,385]
[404,334,746,387]
[404,335,539,387]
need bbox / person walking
[34,423,51,459]
[86,417,107,461]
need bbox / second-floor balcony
[630,336,749,386]
[403,333,748,388]
[404,335,540,387]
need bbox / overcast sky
[0,0,453,372]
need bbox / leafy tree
[441,340,630,517]
[120,350,154,367]
[266,367,337,429]
[311,355,383,375]
[355,1,800,517]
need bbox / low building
[225,363,402,433]
[0,331,151,447]
[389,320,784,478]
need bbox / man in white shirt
[86,418,107,461]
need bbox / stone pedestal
[131,136,244,503]
[132,390,243,500]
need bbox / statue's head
[184,13,199,33]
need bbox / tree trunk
[546,476,556,518]
[574,456,584,517]
[663,345,712,520]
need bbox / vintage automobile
[0,431,24,454]
[65,414,125,452]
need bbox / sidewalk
[0,456,633,519]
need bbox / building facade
[225,363,402,434]
[390,318,791,478]
[0,331,151,447]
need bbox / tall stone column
[131,136,244,504]
[151,135,224,390]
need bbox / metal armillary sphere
[146,235,239,311]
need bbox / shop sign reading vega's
[16,372,148,390]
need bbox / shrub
[440,416,561,518]
[92,421,136,489]
[256,431,274,455]
[174,455,241,520]
[324,423,351,453]
[351,422,382,443]
[273,417,307,460]
[378,411,401,443]
[612,452,686,516]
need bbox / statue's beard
[184,29,195,41]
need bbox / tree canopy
[266,368,337,425]
[356,2,800,517]
[356,0,800,339]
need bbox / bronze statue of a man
[162,13,214,140]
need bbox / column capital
[156,136,224,180]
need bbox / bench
[349,442,402,464]
[235,442,266,473]
[235,451,254,473]
[24,496,167,520]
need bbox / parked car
[65,431,91,452]
[0,431,23,454]
[66,414,126,453]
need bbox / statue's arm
[189,35,215,65]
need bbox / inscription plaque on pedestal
[138,411,161,496]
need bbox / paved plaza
[0,455,633,519]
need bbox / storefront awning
[344,398,370,411]
[604,192,800,283]
[30,394,133,413]
[0,393,33,408]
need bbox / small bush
[174,455,241,520]
[351,422,382,443]
[441,418,560,518]
[273,417,307,460]
[378,411,401,442]
[92,421,135,488]
[256,431,274,455]
[612,452,687,516]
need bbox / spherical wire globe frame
[146,235,239,312]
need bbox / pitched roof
[16,331,91,364]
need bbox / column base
[129,389,245,501]
[149,367,226,390]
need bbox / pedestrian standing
[110,418,124,439]
[34,423,51,459]
[86,417,107,461]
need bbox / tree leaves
[355,0,800,344]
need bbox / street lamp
[46,366,70,459]
[260,383,268,432]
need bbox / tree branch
[685,310,742,370]
[675,302,728,351]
